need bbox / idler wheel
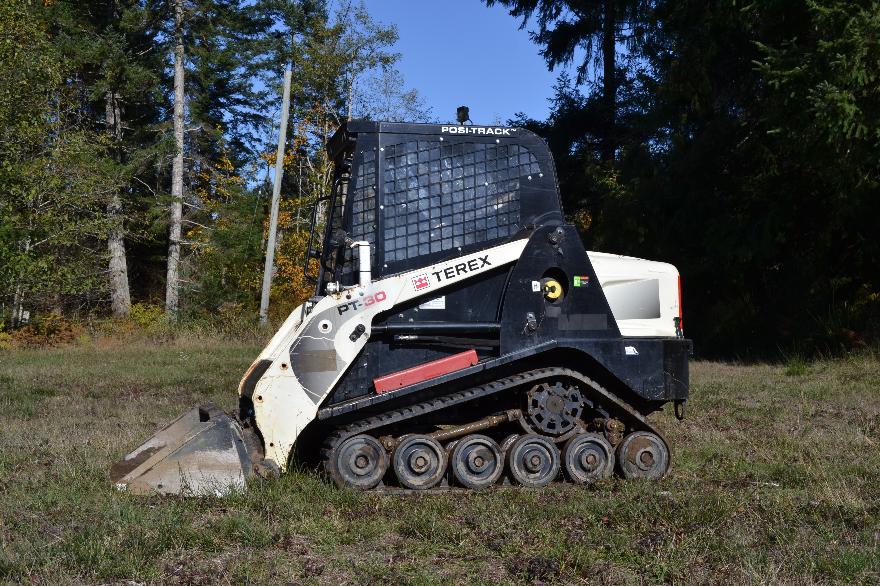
[506,434,560,487]
[563,433,615,483]
[329,434,387,490]
[393,434,447,490]
[450,434,504,490]
[521,381,583,441]
[616,431,669,480]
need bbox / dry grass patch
[0,346,878,584]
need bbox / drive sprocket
[520,381,584,441]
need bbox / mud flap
[110,403,262,496]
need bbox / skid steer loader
[111,121,691,495]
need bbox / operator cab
[308,121,564,294]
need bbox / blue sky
[365,0,567,125]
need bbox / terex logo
[440,126,514,136]
[431,255,491,284]
[412,274,431,291]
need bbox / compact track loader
[111,121,691,495]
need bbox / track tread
[320,367,668,486]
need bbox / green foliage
[157,0,423,320]
[507,0,880,357]
[128,303,169,331]
[186,158,265,312]
[1,0,423,333]
[0,1,123,323]
[784,355,809,377]
[13,0,875,359]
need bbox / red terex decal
[412,273,431,290]
[373,349,479,395]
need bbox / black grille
[351,149,376,242]
[381,140,539,262]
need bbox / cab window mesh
[341,149,376,275]
[382,140,536,262]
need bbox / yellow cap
[543,279,562,300]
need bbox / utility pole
[259,66,292,325]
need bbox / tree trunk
[105,90,131,317]
[601,0,616,162]
[11,236,31,328]
[11,280,22,328]
[166,0,185,316]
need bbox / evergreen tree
[486,0,648,161]
[39,0,165,317]
[512,0,880,355]
[1,1,120,325]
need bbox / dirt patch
[508,554,561,582]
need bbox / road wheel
[616,431,669,480]
[506,434,560,487]
[328,434,387,490]
[393,434,447,490]
[450,434,504,490]
[563,433,614,483]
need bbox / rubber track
[320,367,668,482]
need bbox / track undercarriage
[320,367,670,491]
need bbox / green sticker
[573,275,589,287]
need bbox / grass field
[1,342,878,584]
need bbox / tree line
[490,0,879,357]
[0,0,429,333]
[2,0,878,357]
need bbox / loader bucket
[110,402,261,496]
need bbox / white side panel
[237,301,307,396]
[588,251,680,338]
[249,238,529,469]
